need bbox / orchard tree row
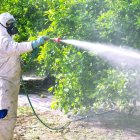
[1,0,140,113]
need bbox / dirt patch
[14,76,140,140]
[14,101,140,140]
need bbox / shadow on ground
[75,110,140,136]
[15,75,140,139]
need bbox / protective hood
[0,12,15,36]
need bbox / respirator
[6,22,18,35]
[0,19,18,35]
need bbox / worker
[0,12,48,140]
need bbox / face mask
[0,22,18,35]
[6,22,18,35]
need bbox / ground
[13,76,140,140]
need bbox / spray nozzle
[51,37,61,43]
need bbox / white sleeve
[0,37,33,56]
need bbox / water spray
[27,37,132,131]
[44,37,140,68]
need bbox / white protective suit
[0,13,33,140]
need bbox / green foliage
[1,0,49,71]
[1,0,49,41]
[96,0,140,47]
[37,0,132,113]
[1,0,140,113]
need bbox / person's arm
[0,36,49,55]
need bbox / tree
[1,0,139,113]
[37,0,130,113]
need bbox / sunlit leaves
[2,0,140,113]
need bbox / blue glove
[0,109,8,119]
[32,36,49,49]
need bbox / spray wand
[45,36,61,43]
[51,37,61,43]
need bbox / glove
[32,36,50,49]
[0,109,8,119]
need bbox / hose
[21,77,71,131]
[21,77,116,131]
